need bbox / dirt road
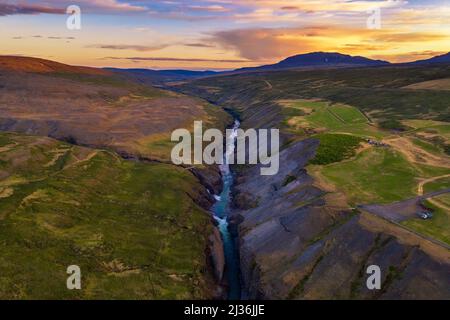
[417,174,450,211]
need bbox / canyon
[0,56,449,299]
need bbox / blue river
[211,120,241,300]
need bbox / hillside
[0,57,232,299]
[0,56,231,161]
[0,56,111,75]
[178,63,450,123]
[0,132,218,299]
[410,52,450,65]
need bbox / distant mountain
[106,68,218,85]
[409,52,450,65]
[235,52,390,73]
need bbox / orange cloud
[211,25,450,62]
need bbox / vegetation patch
[310,134,362,165]
[0,135,12,147]
[378,119,411,131]
[282,175,297,187]
[410,137,445,156]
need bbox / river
[211,119,241,300]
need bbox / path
[417,174,450,211]
[263,80,273,90]
[384,136,450,169]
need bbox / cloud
[0,3,64,16]
[87,44,171,51]
[10,35,75,41]
[210,25,450,61]
[81,0,146,12]
[372,32,449,43]
[236,0,407,12]
[233,8,303,23]
[103,56,252,63]
[0,0,147,16]
[341,43,390,51]
[371,50,449,63]
[183,43,216,48]
[210,26,344,60]
[48,36,75,40]
[280,6,301,11]
[89,41,219,51]
[187,5,230,12]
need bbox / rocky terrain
[177,67,450,300]
[233,137,449,299]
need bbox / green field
[402,120,450,133]
[280,99,450,245]
[283,100,386,139]
[402,201,450,245]
[0,133,213,299]
[423,176,450,208]
[318,148,422,205]
[282,99,450,208]
[424,176,450,193]
[329,104,368,124]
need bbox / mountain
[409,52,450,65]
[235,52,390,73]
[106,68,219,85]
[106,53,390,84]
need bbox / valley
[177,61,450,299]
[0,54,449,300]
[1,0,449,305]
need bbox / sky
[0,0,449,70]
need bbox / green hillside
[0,132,214,299]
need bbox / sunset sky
[0,0,449,70]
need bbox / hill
[236,52,389,72]
[0,55,111,75]
[410,52,450,65]
[0,56,230,160]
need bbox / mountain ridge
[234,52,390,73]
[408,52,450,65]
[106,67,219,85]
